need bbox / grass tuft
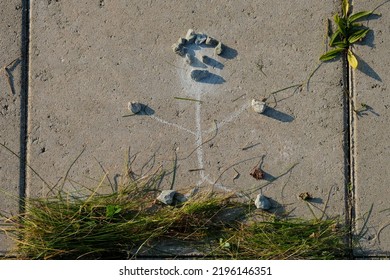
[1,173,348,260]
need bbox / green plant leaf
[329,29,342,47]
[347,49,358,69]
[334,14,347,36]
[319,48,344,61]
[332,41,348,48]
[106,205,122,218]
[348,28,370,44]
[348,11,373,23]
[342,0,349,18]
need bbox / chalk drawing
[149,42,245,189]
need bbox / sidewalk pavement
[1,0,389,257]
[0,0,24,255]
[352,0,390,256]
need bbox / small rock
[195,33,207,45]
[205,36,219,47]
[250,166,264,180]
[171,43,187,56]
[157,190,177,205]
[254,194,271,210]
[299,192,313,201]
[128,101,142,114]
[251,99,267,114]
[185,29,196,44]
[214,41,223,55]
[190,69,210,81]
[177,37,187,45]
[185,53,194,65]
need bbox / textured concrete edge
[0,0,29,256]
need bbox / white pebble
[251,99,267,114]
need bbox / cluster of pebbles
[172,29,224,82]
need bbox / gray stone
[254,194,271,210]
[157,190,177,205]
[171,43,186,56]
[195,33,207,45]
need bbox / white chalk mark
[195,99,207,186]
[204,102,250,134]
[149,115,196,136]
[214,182,233,193]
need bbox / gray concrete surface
[27,0,345,219]
[4,0,390,258]
[0,0,24,254]
[352,0,390,256]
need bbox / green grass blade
[174,96,203,103]
[348,11,373,23]
[319,48,344,62]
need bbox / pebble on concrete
[185,29,196,44]
[190,69,210,82]
[251,99,267,114]
[157,190,177,205]
[214,41,223,55]
[195,33,207,45]
[254,194,271,210]
[171,43,186,56]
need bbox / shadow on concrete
[2,58,21,96]
[261,170,276,182]
[185,48,207,69]
[141,104,155,115]
[355,104,380,118]
[197,72,225,84]
[263,107,294,123]
[220,45,238,60]
[266,197,286,215]
[355,54,382,82]
[307,197,324,204]
[202,55,224,70]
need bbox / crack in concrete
[18,0,30,213]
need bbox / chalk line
[204,102,250,134]
[149,115,196,136]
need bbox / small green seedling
[320,0,374,68]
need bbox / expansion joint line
[19,0,31,213]
[344,50,357,256]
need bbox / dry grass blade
[1,167,348,260]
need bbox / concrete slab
[0,0,24,254]
[27,0,346,222]
[352,0,390,256]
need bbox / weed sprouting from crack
[320,0,379,68]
